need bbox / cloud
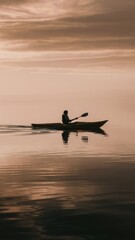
[0,0,97,22]
[0,0,135,69]
[0,0,37,6]
[0,0,134,20]
[0,9,135,52]
[0,50,135,70]
[99,0,135,12]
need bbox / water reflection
[62,131,89,144]
[1,125,135,239]
[61,128,107,144]
[81,136,89,143]
[62,131,70,144]
[0,152,135,240]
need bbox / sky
[0,0,135,70]
[0,0,135,124]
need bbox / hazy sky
[0,0,135,124]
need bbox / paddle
[71,112,88,122]
[79,112,88,118]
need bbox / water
[0,73,135,240]
[0,120,135,240]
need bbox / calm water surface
[0,122,135,240]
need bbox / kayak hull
[31,120,108,131]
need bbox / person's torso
[62,114,70,124]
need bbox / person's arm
[70,117,78,122]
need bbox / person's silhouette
[62,110,78,124]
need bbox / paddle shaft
[71,112,88,122]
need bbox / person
[62,110,78,124]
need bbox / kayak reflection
[61,128,107,144]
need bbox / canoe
[31,120,108,131]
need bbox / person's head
[63,110,68,115]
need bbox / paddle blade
[81,112,88,117]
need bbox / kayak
[31,120,108,131]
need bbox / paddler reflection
[62,131,70,144]
[61,131,89,144]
